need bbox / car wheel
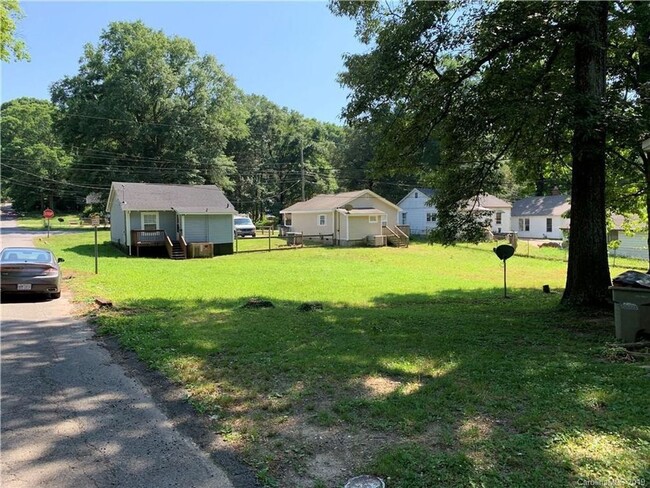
[252,233,256,238]
[50,292,61,299]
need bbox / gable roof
[397,188,435,207]
[281,189,400,213]
[511,194,570,217]
[106,182,237,214]
[398,187,511,209]
[475,194,511,209]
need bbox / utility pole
[300,140,313,202]
[300,141,305,201]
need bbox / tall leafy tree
[1,98,73,211]
[51,21,247,195]
[226,95,339,218]
[332,1,645,307]
[0,0,28,62]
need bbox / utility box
[610,286,650,342]
[188,242,213,258]
[367,235,387,247]
[286,232,303,246]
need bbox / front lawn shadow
[93,288,649,488]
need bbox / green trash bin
[609,286,650,342]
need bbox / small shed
[106,182,237,258]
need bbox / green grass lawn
[16,212,98,231]
[45,231,649,488]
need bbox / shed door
[184,215,209,242]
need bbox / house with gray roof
[106,182,237,258]
[397,188,512,235]
[280,190,406,246]
[511,192,570,239]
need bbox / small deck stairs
[170,241,186,260]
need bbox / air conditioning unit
[367,235,387,247]
[189,242,213,258]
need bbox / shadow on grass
[92,288,649,487]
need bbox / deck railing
[180,235,188,257]
[131,230,166,245]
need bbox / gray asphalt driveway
[0,207,243,487]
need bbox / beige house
[280,190,406,246]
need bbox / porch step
[387,235,409,248]
[170,242,186,260]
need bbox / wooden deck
[131,230,186,259]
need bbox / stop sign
[43,208,55,219]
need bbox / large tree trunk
[634,1,650,270]
[562,1,611,307]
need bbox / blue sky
[1,1,365,124]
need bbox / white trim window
[426,212,436,222]
[495,212,502,225]
[141,212,159,231]
[401,212,407,225]
[519,218,530,232]
[318,214,327,226]
[546,218,553,232]
[369,215,378,223]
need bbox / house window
[141,212,159,231]
[546,218,553,232]
[414,192,418,198]
[318,214,326,226]
[496,212,502,225]
[519,218,530,232]
[426,212,436,222]
[401,212,407,225]
[369,215,378,223]
[284,213,292,226]
[381,214,387,227]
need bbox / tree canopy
[51,21,248,196]
[0,0,28,62]
[1,98,73,210]
[333,0,648,306]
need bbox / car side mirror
[57,257,65,263]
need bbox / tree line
[1,20,412,218]
[2,3,649,307]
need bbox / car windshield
[235,218,253,226]
[1,249,52,263]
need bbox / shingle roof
[110,182,237,214]
[281,190,397,212]
[476,194,511,209]
[511,194,570,217]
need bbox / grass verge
[45,231,649,487]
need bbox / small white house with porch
[397,188,512,235]
[280,190,407,246]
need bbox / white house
[397,188,512,235]
[511,193,570,240]
[396,188,436,235]
[280,190,404,246]
[609,215,648,261]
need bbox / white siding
[490,208,512,234]
[514,215,568,239]
[109,198,126,245]
[616,232,648,261]
[397,190,437,235]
